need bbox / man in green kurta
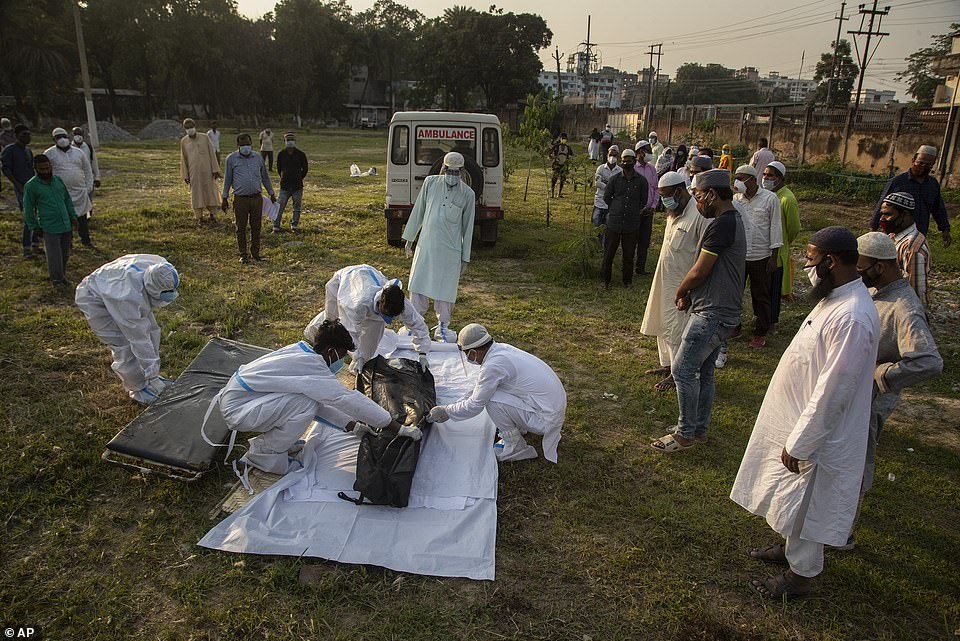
[762,161,801,323]
[23,153,77,287]
[179,117,221,223]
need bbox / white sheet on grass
[198,331,499,580]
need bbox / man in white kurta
[303,264,431,373]
[640,172,712,391]
[46,127,94,245]
[179,118,221,223]
[428,324,566,463]
[730,226,879,600]
[402,151,476,342]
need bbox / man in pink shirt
[750,137,775,172]
[634,139,660,275]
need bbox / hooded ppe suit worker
[211,320,419,475]
[401,151,475,342]
[303,264,431,374]
[75,254,179,404]
[427,324,566,463]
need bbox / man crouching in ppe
[214,319,421,476]
[75,254,180,404]
[303,264,431,374]
[427,323,566,463]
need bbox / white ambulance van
[384,111,504,247]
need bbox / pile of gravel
[138,119,185,140]
[95,120,137,142]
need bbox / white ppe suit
[75,254,179,404]
[401,174,475,339]
[303,265,430,371]
[443,342,566,463]
[214,341,393,474]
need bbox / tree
[810,39,858,107]
[672,63,759,105]
[353,0,425,111]
[896,24,959,107]
[413,6,551,111]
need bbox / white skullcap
[857,232,898,261]
[608,145,620,154]
[620,148,636,159]
[443,151,464,169]
[766,161,786,177]
[635,140,650,151]
[1,118,10,128]
[735,164,757,177]
[648,131,658,138]
[51,127,68,138]
[458,323,492,350]
[658,171,686,188]
[916,145,938,157]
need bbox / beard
[808,271,836,303]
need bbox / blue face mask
[159,290,179,303]
[239,145,252,156]
[328,356,345,375]
[662,195,678,211]
[379,313,394,324]
[285,140,295,148]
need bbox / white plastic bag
[350,163,361,177]
[262,195,279,222]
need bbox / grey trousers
[43,231,72,284]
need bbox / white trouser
[220,390,352,474]
[486,401,538,462]
[785,466,824,578]
[76,291,158,397]
[656,335,675,369]
[410,293,455,339]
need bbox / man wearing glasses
[869,145,952,249]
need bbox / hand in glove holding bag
[404,241,414,259]
[419,354,430,370]
[427,406,450,423]
[397,425,423,441]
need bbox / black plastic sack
[338,355,436,507]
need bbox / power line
[843,0,891,163]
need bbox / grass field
[1,130,957,641]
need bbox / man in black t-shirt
[274,132,309,233]
[652,169,746,452]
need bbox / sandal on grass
[750,571,812,600]
[654,375,676,392]
[644,366,671,376]
[650,433,696,453]
[747,543,788,565]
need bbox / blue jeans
[276,188,303,229]
[673,311,738,439]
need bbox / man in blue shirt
[1,124,39,257]
[222,133,276,264]
[870,145,951,249]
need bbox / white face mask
[734,179,747,194]
[762,178,777,190]
[607,156,617,166]
[55,137,71,149]
[73,135,84,144]
[444,173,460,187]
[185,127,197,136]
[807,268,821,287]
[644,153,654,163]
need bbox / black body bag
[337,355,436,507]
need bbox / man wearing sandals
[640,171,712,392]
[650,170,745,452]
[730,226,879,600]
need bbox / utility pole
[645,43,663,134]
[842,0,890,163]
[71,0,100,150]
[826,1,848,107]
[795,50,805,102]
[553,47,564,103]
[580,15,597,107]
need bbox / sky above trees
[237,0,959,98]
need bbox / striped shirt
[892,224,930,308]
